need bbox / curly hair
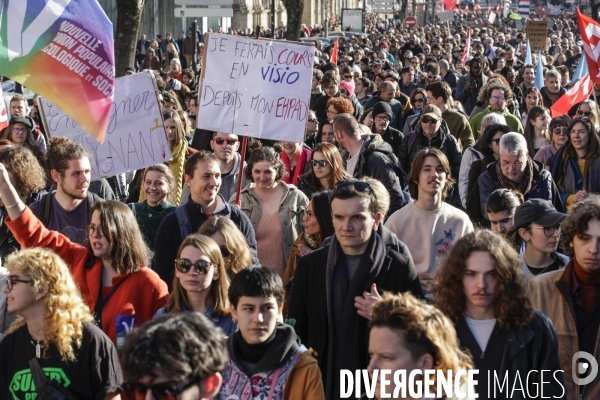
[0,147,46,198]
[245,145,287,182]
[408,148,455,201]
[167,234,230,317]
[327,96,354,115]
[45,136,89,176]
[198,216,254,278]
[121,312,227,382]
[432,230,534,331]
[143,164,176,204]
[370,292,474,385]
[561,195,600,259]
[309,142,347,191]
[6,248,94,361]
[86,201,149,273]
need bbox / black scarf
[325,231,387,399]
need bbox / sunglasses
[576,110,592,116]
[344,75,353,79]
[309,159,330,167]
[219,246,230,258]
[421,117,439,124]
[308,118,319,123]
[553,128,569,135]
[174,259,214,274]
[335,180,373,192]
[413,98,427,103]
[6,275,32,291]
[122,378,201,400]
[492,138,502,145]
[213,137,238,145]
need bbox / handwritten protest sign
[0,0,114,143]
[438,10,454,23]
[526,20,549,51]
[39,72,170,180]
[196,34,313,143]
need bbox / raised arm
[0,162,26,220]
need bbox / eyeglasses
[326,110,339,116]
[490,96,505,102]
[6,275,32,291]
[531,224,561,238]
[301,206,315,220]
[122,378,201,400]
[219,246,230,258]
[501,160,524,169]
[213,137,238,146]
[174,259,214,274]
[309,159,330,167]
[12,127,29,134]
[421,117,439,124]
[84,224,104,238]
[576,109,592,116]
[344,75,353,79]
[413,98,426,103]
[553,128,569,135]
[308,118,319,123]
[492,138,502,145]
[375,115,391,122]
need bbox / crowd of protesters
[1,7,600,400]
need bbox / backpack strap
[128,203,136,218]
[38,193,53,227]
[175,206,192,241]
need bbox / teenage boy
[531,196,600,399]
[217,266,325,400]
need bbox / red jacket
[6,207,169,344]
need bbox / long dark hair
[523,106,550,156]
[476,124,511,155]
[309,142,347,191]
[562,118,600,179]
[310,191,334,243]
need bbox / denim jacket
[233,182,308,266]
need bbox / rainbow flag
[0,0,114,143]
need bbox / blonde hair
[7,248,94,361]
[198,216,254,278]
[168,235,231,317]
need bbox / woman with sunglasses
[280,141,311,187]
[550,118,600,209]
[234,145,308,278]
[297,142,349,198]
[403,88,427,122]
[198,215,254,279]
[283,191,334,315]
[507,199,569,278]
[0,163,169,345]
[153,234,236,335]
[573,99,600,132]
[534,115,571,169]
[523,106,551,157]
[0,248,122,399]
[520,87,544,128]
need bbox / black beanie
[372,101,392,119]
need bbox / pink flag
[0,88,7,132]
[462,29,471,65]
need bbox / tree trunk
[282,0,304,41]
[115,0,144,78]
[592,0,600,22]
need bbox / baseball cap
[421,104,442,120]
[513,199,566,229]
[371,59,383,65]
[9,116,33,129]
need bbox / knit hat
[372,101,392,119]
[339,81,355,97]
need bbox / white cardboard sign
[39,72,171,179]
[196,33,312,143]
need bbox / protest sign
[488,11,496,24]
[0,0,114,143]
[439,10,454,23]
[39,72,170,180]
[196,34,313,143]
[526,20,549,51]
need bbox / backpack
[175,206,193,241]
[37,192,102,227]
[362,148,409,189]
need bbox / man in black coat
[288,181,423,400]
[135,34,150,71]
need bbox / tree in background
[115,0,143,78]
[281,0,304,41]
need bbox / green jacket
[469,106,524,140]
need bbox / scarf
[325,231,386,399]
[495,157,534,196]
[281,147,311,186]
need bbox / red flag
[330,39,339,65]
[474,3,481,10]
[0,88,8,132]
[444,0,458,11]
[550,74,593,118]
[462,29,471,65]
[577,8,600,86]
